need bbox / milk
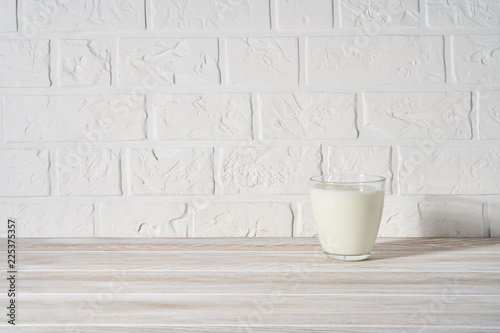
[310,184,385,256]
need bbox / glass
[309,174,386,261]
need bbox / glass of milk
[310,174,386,261]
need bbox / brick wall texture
[1,0,499,237]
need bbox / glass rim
[309,174,386,185]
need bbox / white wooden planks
[9,294,500,326]
[16,271,500,295]
[4,326,500,333]
[12,237,500,252]
[0,237,498,331]
[15,250,500,272]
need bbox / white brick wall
[23,0,145,32]
[276,0,333,30]
[194,202,293,237]
[0,40,50,87]
[151,0,271,31]
[0,203,94,237]
[128,148,214,196]
[339,0,419,27]
[5,94,146,142]
[363,92,472,140]
[218,146,321,195]
[99,202,188,237]
[0,0,17,32]
[307,35,445,85]
[118,38,220,86]
[55,148,122,196]
[398,147,500,195]
[453,35,500,83]
[153,93,253,140]
[226,37,299,86]
[327,146,393,193]
[427,1,500,27]
[0,149,50,196]
[1,0,499,238]
[59,40,112,87]
[259,93,357,140]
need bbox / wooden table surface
[2,237,500,332]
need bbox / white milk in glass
[310,184,385,256]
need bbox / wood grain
[8,237,500,252]
[2,237,499,331]
[6,294,500,326]
[16,271,500,295]
[15,250,500,272]
[5,326,500,333]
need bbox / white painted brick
[100,203,188,237]
[119,38,220,86]
[490,203,500,237]
[0,149,50,197]
[59,40,111,87]
[327,146,393,193]
[295,202,317,237]
[453,35,500,84]
[22,0,145,32]
[0,40,50,87]
[226,37,299,86]
[151,0,270,30]
[0,203,94,237]
[153,93,252,140]
[363,92,472,140]
[380,200,483,237]
[128,148,214,195]
[417,200,484,237]
[307,36,445,85]
[0,0,17,32]
[276,0,333,30]
[428,0,500,27]
[56,149,122,196]
[0,96,3,137]
[194,202,292,237]
[259,93,357,140]
[399,146,500,195]
[219,146,321,195]
[0,0,496,239]
[300,198,480,238]
[378,201,420,237]
[479,91,500,139]
[5,95,146,142]
[340,0,419,27]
